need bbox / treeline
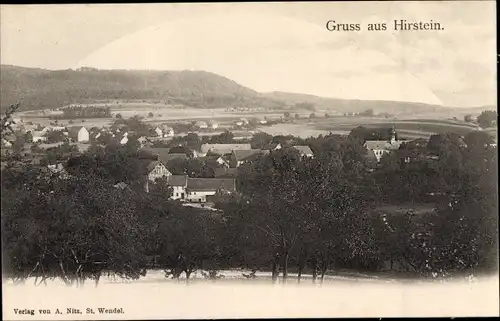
[1,125,498,286]
[59,106,111,119]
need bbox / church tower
[389,126,397,143]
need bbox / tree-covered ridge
[0,65,285,111]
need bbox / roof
[201,143,252,155]
[165,153,188,162]
[187,178,236,192]
[67,126,87,139]
[233,149,269,161]
[137,159,166,173]
[364,140,402,151]
[214,168,238,178]
[293,145,314,156]
[167,175,188,186]
[113,182,129,189]
[141,147,171,163]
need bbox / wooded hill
[0,65,285,111]
[1,65,494,116]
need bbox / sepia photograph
[1,1,498,319]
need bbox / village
[0,113,324,208]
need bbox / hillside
[1,65,494,117]
[0,65,285,111]
[263,91,494,117]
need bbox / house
[208,122,219,130]
[113,182,129,190]
[230,149,270,168]
[214,168,238,178]
[146,160,172,182]
[1,139,12,148]
[364,128,408,162]
[120,135,128,145]
[185,178,236,203]
[67,126,89,143]
[270,143,282,151]
[168,175,188,200]
[41,126,66,133]
[137,136,149,147]
[46,163,70,179]
[293,145,314,158]
[154,127,163,137]
[195,121,208,129]
[142,147,171,164]
[32,131,47,143]
[200,143,252,157]
[142,160,172,192]
[199,155,230,168]
[165,153,188,162]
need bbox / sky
[0,2,496,107]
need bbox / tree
[250,132,273,149]
[148,112,154,118]
[477,110,497,128]
[45,130,67,144]
[284,112,291,119]
[464,114,473,123]
[116,113,123,119]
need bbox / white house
[293,145,314,158]
[168,175,188,200]
[32,131,47,143]
[67,126,89,143]
[185,178,236,203]
[364,128,408,162]
[154,127,163,137]
[120,135,129,145]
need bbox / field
[2,271,498,319]
[16,103,495,142]
[258,117,484,139]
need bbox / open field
[3,271,498,319]
[258,117,485,139]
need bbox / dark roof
[201,143,252,155]
[141,147,171,163]
[214,168,238,178]
[67,126,86,140]
[165,153,188,162]
[167,175,188,186]
[187,178,236,192]
[233,149,269,161]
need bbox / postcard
[1,1,498,319]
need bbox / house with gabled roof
[292,145,314,158]
[200,143,252,156]
[167,175,188,200]
[364,128,408,162]
[230,149,269,168]
[140,159,172,193]
[67,126,89,143]
[214,168,238,178]
[185,178,236,203]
